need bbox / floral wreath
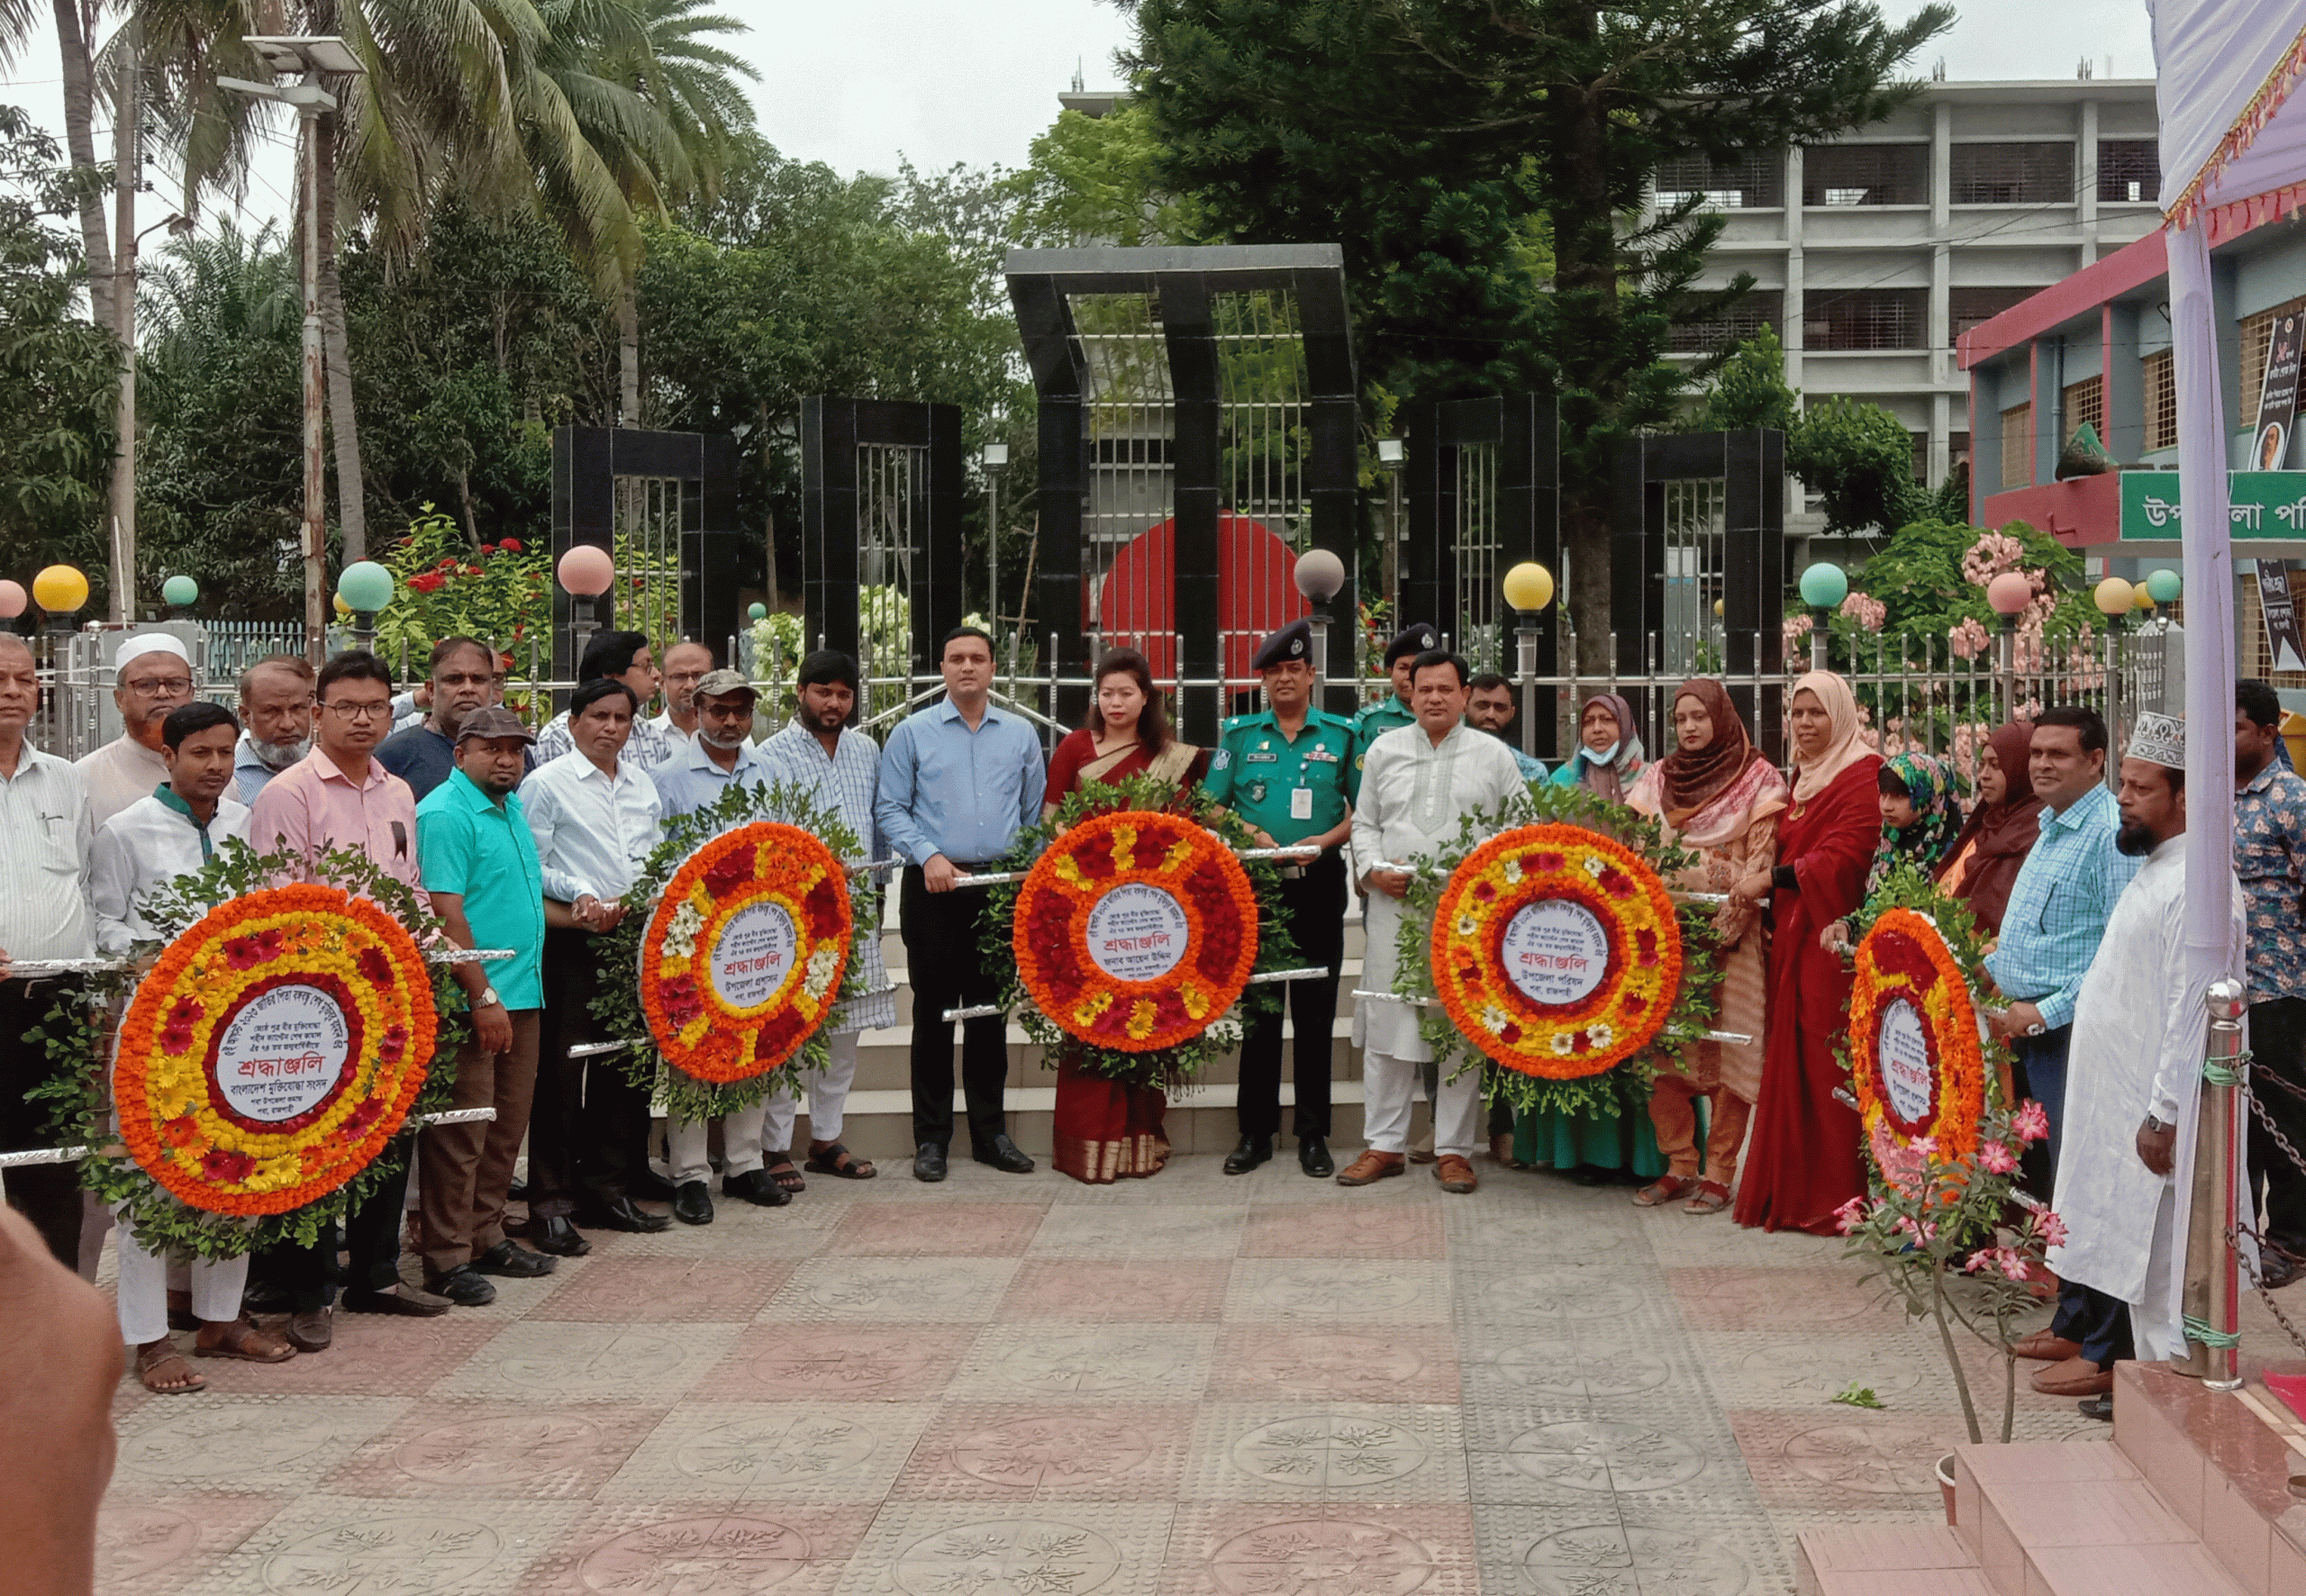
[985,774,1297,1088]
[1848,899,1992,1160]
[1399,782,1720,1121]
[32,843,459,1261]
[1430,821,1683,1080]
[593,778,874,1123]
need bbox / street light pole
[106,32,136,622]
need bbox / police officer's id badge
[1291,786,1314,821]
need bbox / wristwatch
[478,985,503,1009]
[2141,1113,2173,1134]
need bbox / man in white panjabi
[1343,649,1527,1195]
[78,632,198,832]
[2038,711,2246,1399]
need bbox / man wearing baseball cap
[413,706,555,1304]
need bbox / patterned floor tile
[1183,1403,1473,1503]
[429,1320,739,1401]
[320,1401,663,1500]
[1239,1203,1448,1258]
[824,1201,1050,1256]
[1161,1502,1481,1596]
[112,1396,406,1492]
[1726,1408,1973,1510]
[1206,1326,1463,1404]
[766,1256,1021,1321]
[196,1311,504,1397]
[891,1401,1199,1500]
[690,1324,971,1402]
[520,1501,875,1596]
[831,1501,1176,1596]
[601,1402,936,1504]
[1666,1265,1900,1333]
[94,1492,284,1596]
[1001,1259,1233,1322]
[1221,1258,1454,1323]
[1503,1510,1792,1596]
[183,1491,576,1596]
[1025,1205,1248,1259]
[529,1256,793,1322]
[946,1323,1219,1403]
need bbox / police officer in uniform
[1205,620,1357,1176]
[1350,622,1439,796]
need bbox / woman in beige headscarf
[1625,679,1787,1214]
[1720,671,1883,1233]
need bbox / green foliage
[31,843,463,1262]
[1007,103,1205,249]
[1393,782,1721,1122]
[371,510,552,671]
[588,779,876,1123]
[1830,1383,1886,1410]
[1697,328,1800,434]
[0,104,120,593]
[1786,395,1924,538]
[980,775,1297,1090]
[1848,520,2092,648]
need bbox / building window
[1951,142,2074,204]
[2001,404,2032,490]
[1668,291,1781,355]
[2062,375,2105,440]
[1653,151,1784,210]
[1910,432,1929,485]
[1802,144,1929,206]
[1949,288,2037,347]
[2096,140,2157,204]
[1948,431,1973,470]
[1803,289,1926,351]
[2143,349,2176,451]
[2237,300,2306,425]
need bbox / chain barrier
[2230,1053,2306,1356]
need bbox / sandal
[136,1339,207,1394]
[1632,1175,1699,1208]
[1683,1179,1731,1215]
[764,1154,806,1194]
[803,1142,876,1180]
[193,1315,297,1363]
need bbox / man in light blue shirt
[1984,705,2142,1213]
[874,626,1045,1182]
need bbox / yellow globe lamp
[2093,576,2135,616]
[32,564,88,615]
[2134,584,2157,612]
[1712,597,1725,618]
[332,594,352,617]
[1501,561,1556,613]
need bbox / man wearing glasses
[249,651,452,1349]
[649,641,716,751]
[77,632,196,831]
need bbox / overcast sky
[0,0,2159,233]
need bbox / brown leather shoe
[1336,1150,1407,1186]
[193,1316,296,1363]
[2012,1328,2083,1362]
[1434,1155,1478,1194]
[2029,1355,2112,1397]
[285,1308,332,1353]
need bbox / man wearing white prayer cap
[76,632,197,832]
[2035,712,2247,1406]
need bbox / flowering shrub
[373,509,550,673]
[1839,590,1888,631]
[1840,1100,2063,1445]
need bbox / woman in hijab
[1725,671,1883,1233]
[1625,680,1789,1214]
[1521,692,1661,1181]
[1934,722,2043,934]
[1549,694,1647,802]
[1818,751,1966,954]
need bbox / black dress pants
[0,977,86,1267]
[901,866,1010,1152]
[529,926,656,1217]
[2248,996,2306,1256]
[1237,849,1344,1142]
[251,1163,411,1310]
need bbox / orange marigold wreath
[1012,809,1259,1053]
[113,884,436,1216]
[640,821,853,1084]
[1428,821,1682,1079]
[1848,906,1988,1158]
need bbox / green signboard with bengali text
[2120,470,2306,540]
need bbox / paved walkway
[96,1153,2147,1595]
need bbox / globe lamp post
[1292,549,1348,691]
[335,561,395,655]
[1986,572,2034,725]
[161,575,199,620]
[0,580,28,635]
[558,545,616,674]
[1502,561,1557,757]
[2094,577,2136,746]
[2145,568,2182,607]
[1797,563,1847,673]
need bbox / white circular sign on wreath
[1085,883,1191,983]
[1500,899,1611,1007]
[1877,996,1935,1126]
[213,982,351,1124]
[707,900,801,1011]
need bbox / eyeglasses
[123,676,195,696]
[321,700,392,722]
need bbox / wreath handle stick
[0,1106,502,1169]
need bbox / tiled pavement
[95,1153,2146,1595]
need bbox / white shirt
[77,734,170,834]
[0,742,95,962]
[518,749,664,904]
[89,792,253,955]
[1350,721,1528,1059]
[532,709,676,770]
[649,710,697,748]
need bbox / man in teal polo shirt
[1206,619,1357,1177]
[414,706,554,1304]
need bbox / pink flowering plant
[1838,1098,2063,1445]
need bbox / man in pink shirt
[248,652,450,1350]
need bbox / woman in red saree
[1043,648,1210,1183]
[1728,671,1883,1233]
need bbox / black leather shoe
[423,1265,498,1307]
[2265,1249,2302,1290]
[472,1241,556,1277]
[1299,1137,1335,1177]
[530,1216,593,1256]
[506,1177,530,1202]
[914,1143,948,1183]
[1223,1136,1271,1174]
[576,1194,671,1233]
[673,1180,714,1226]
[626,1169,680,1202]
[723,1170,794,1208]
[973,1134,1035,1174]
[341,1286,452,1318]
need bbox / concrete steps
[1796,1362,2306,1596]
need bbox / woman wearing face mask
[1725,671,1884,1233]
[1548,693,1647,802]
[1624,679,1787,1215]
[1817,751,1966,955]
[1041,648,1209,1183]
[1933,722,2042,935]
[1521,692,1661,1182]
